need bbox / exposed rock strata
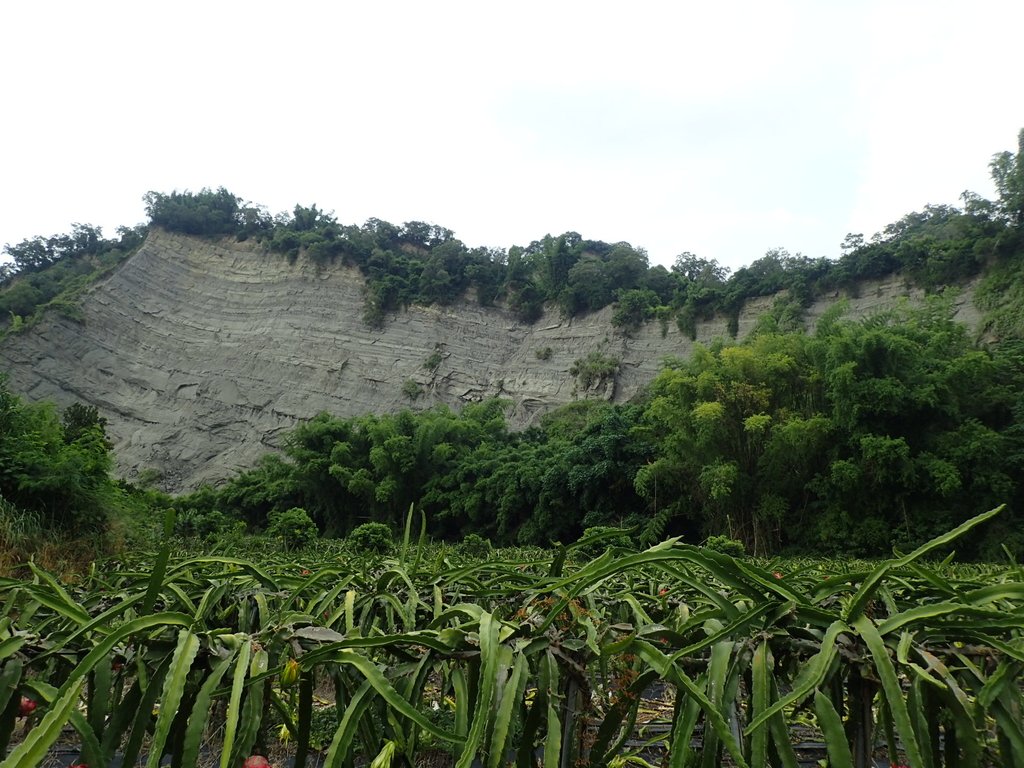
[0,230,982,491]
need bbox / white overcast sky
[2,1,1022,272]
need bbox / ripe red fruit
[243,756,271,768]
[18,697,36,717]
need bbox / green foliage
[459,532,493,558]
[573,525,634,559]
[185,286,1024,557]
[267,507,318,550]
[401,379,422,400]
[638,298,1024,556]
[4,129,1009,560]
[125,128,1024,333]
[990,127,1024,225]
[423,346,444,371]
[534,346,553,360]
[307,704,340,750]
[1,224,144,333]
[0,495,44,566]
[144,187,247,237]
[611,288,659,332]
[174,507,236,540]
[3,511,1019,768]
[703,535,746,558]
[348,521,393,553]
[61,402,108,445]
[0,378,119,534]
[976,255,1024,339]
[570,351,620,392]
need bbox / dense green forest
[2,130,1024,562]
[173,295,1024,559]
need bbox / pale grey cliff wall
[0,230,982,491]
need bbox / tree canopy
[0,376,120,533]
[176,295,1024,559]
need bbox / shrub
[535,347,553,361]
[402,379,422,400]
[424,347,444,371]
[175,507,234,539]
[569,352,619,391]
[460,533,493,558]
[704,534,746,558]
[349,522,393,553]
[267,507,318,551]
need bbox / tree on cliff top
[144,187,244,236]
[991,127,1024,226]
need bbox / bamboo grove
[178,294,1024,560]
[2,507,1022,768]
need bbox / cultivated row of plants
[1,507,1022,768]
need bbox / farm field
[1,507,1022,768]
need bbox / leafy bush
[703,535,746,558]
[460,533,493,558]
[569,352,619,391]
[402,379,422,400]
[424,347,444,371]
[175,507,235,539]
[0,379,117,534]
[267,507,318,550]
[535,347,553,360]
[349,522,393,553]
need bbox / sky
[2,1,1023,273]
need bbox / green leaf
[295,670,314,768]
[324,679,374,768]
[748,642,770,768]
[845,505,1003,622]
[230,649,268,768]
[320,649,464,744]
[853,615,923,768]
[875,601,966,636]
[147,629,201,768]
[142,508,177,614]
[0,639,24,665]
[457,612,501,768]
[220,636,253,768]
[0,678,85,768]
[488,650,528,768]
[0,660,23,728]
[747,619,847,733]
[814,690,853,768]
[632,640,750,768]
[542,653,562,768]
[121,658,172,768]
[181,651,235,768]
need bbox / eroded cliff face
[0,230,982,491]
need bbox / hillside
[0,228,984,491]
